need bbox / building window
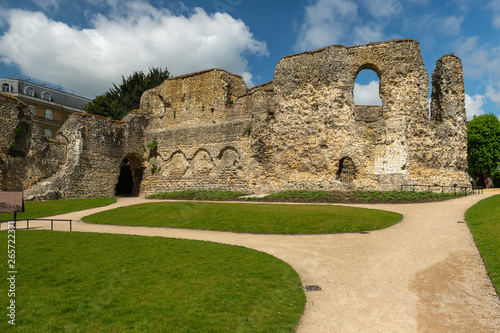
[24,86,35,97]
[44,129,52,140]
[1,82,12,92]
[28,105,36,114]
[45,109,52,120]
[41,91,51,101]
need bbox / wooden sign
[0,192,24,213]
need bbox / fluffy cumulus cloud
[0,3,268,96]
[295,0,358,51]
[465,94,486,120]
[353,80,382,106]
[295,0,404,51]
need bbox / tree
[467,113,500,188]
[84,67,170,120]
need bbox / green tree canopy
[84,67,170,120]
[467,113,500,188]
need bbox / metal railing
[0,219,73,231]
[400,184,483,195]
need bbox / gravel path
[9,190,500,332]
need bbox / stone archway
[115,153,144,196]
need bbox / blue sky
[0,0,499,119]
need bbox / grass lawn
[465,194,500,295]
[150,190,246,201]
[262,190,467,203]
[0,197,116,220]
[1,231,305,332]
[82,202,403,234]
[149,189,468,204]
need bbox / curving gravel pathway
[8,190,500,332]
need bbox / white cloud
[465,94,486,120]
[295,0,405,51]
[295,0,358,51]
[441,15,463,35]
[455,37,500,80]
[486,86,500,107]
[489,0,500,27]
[354,80,382,106]
[0,4,268,96]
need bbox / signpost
[0,192,24,227]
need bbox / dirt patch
[411,252,500,332]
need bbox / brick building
[0,75,90,139]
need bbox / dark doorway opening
[337,157,356,183]
[115,159,134,196]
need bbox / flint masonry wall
[137,39,469,196]
[139,69,253,195]
[1,39,470,199]
[0,94,66,194]
[22,112,150,200]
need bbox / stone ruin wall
[0,39,470,199]
[137,39,469,196]
[0,94,66,195]
[138,69,254,195]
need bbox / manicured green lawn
[263,190,467,203]
[1,231,305,332]
[0,197,116,220]
[149,189,468,203]
[465,194,500,294]
[82,202,403,234]
[150,190,246,200]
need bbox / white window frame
[1,82,12,92]
[45,109,52,120]
[24,86,35,97]
[41,91,51,101]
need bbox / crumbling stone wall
[137,39,468,196]
[0,94,65,193]
[139,69,253,195]
[22,112,150,200]
[409,54,468,185]
[1,39,470,199]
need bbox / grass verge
[262,190,467,203]
[1,231,305,332]
[82,202,402,234]
[149,190,246,201]
[149,189,467,204]
[465,194,500,295]
[0,197,116,220]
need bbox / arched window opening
[42,91,51,101]
[24,86,35,97]
[337,157,356,183]
[354,69,382,106]
[1,82,12,92]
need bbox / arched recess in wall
[353,66,382,106]
[115,153,144,196]
[337,157,356,183]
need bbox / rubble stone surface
[0,39,470,199]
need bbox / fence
[0,219,73,231]
[400,184,483,195]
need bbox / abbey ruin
[0,39,469,200]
